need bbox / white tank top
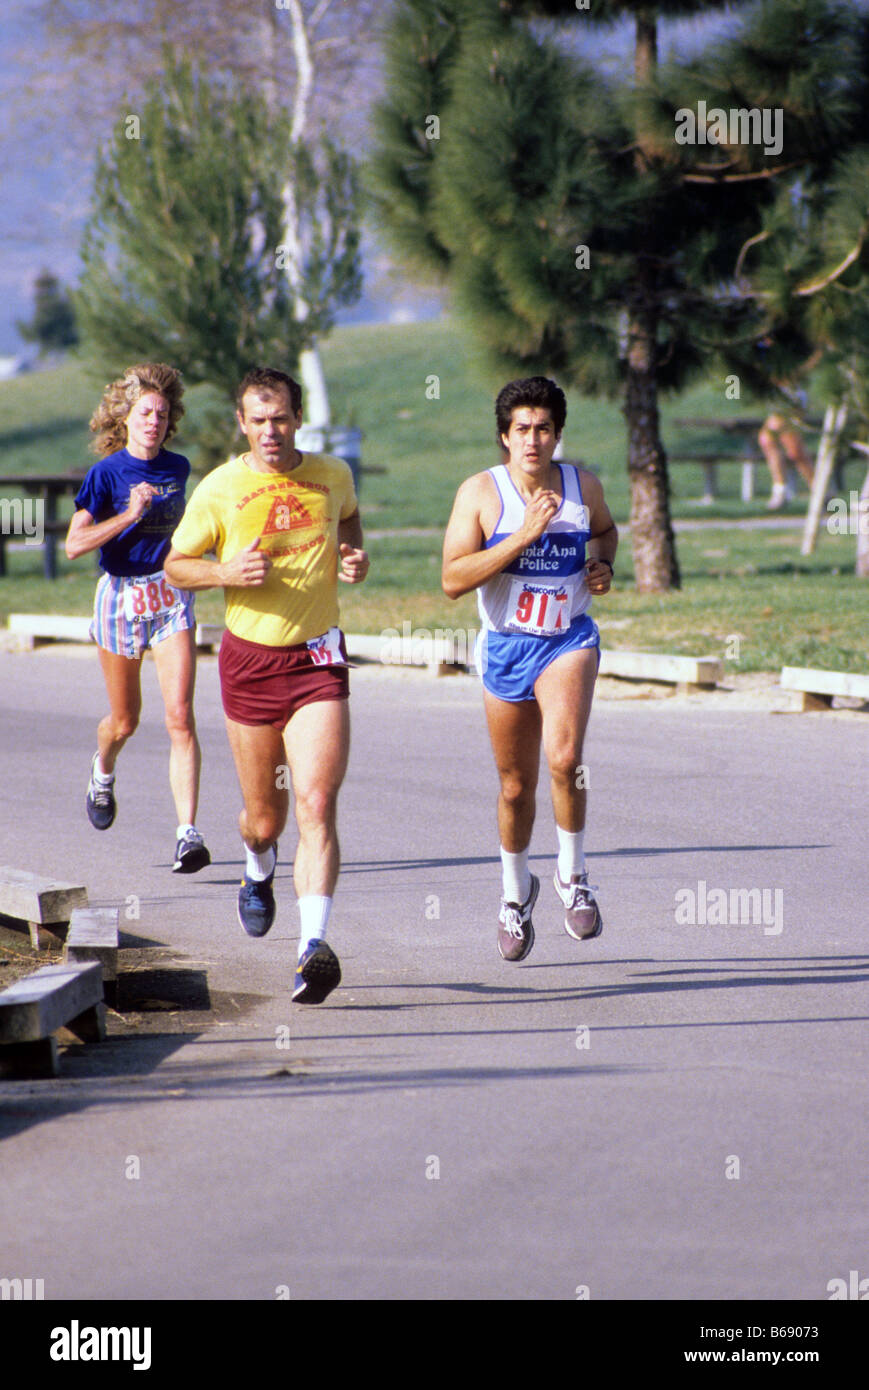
[477,464,592,636]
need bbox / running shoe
[292,940,342,1004]
[554,869,602,940]
[497,873,539,962]
[237,854,277,937]
[86,753,116,830]
[172,829,211,874]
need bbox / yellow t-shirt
[172,451,358,647]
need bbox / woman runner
[65,362,210,872]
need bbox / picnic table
[670,415,829,504]
[0,471,86,578]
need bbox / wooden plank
[0,962,103,1043]
[349,636,727,688]
[6,614,92,643]
[197,630,726,690]
[64,908,119,980]
[65,908,118,1006]
[599,650,723,687]
[780,666,869,701]
[0,868,87,925]
[195,622,224,649]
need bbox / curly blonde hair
[89,362,185,456]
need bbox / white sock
[500,847,531,905]
[245,844,276,881]
[298,896,332,959]
[93,755,114,784]
[557,827,585,882]
[177,823,194,840]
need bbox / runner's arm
[580,471,618,595]
[163,538,269,590]
[65,483,154,560]
[337,510,369,584]
[442,475,554,600]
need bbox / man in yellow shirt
[165,367,369,1004]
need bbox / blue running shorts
[477,612,600,702]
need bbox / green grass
[2,320,868,671]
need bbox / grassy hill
[1,318,867,671]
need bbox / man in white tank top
[442,377,617,961]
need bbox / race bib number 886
[123,573,179,622]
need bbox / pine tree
[75,55,361,408]
[17,270,78,353]
[369,0,867,592]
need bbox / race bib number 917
[505,578,570,636]
[124,573,180,622]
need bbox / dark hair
[495,376,567,446]
[236,367,302,416]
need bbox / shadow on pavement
[300,954,869,1019]
[334,844,831,875]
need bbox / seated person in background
[758,407,815,510]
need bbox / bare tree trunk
[801,398,848,556]
[857,465,869,577]
[625,10,680,593]
[625,292,681,592]
[279,0,331,428]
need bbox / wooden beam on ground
[195,622,224,651]
[780,665,869,711]
[0,961,105,1077]
[599,650,724,691]
[6,614,92,644]
[0,868,88,950]
[64,907,119,1007]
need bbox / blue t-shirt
[74,447,190,576]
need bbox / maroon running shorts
[219,628,350,730]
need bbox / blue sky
[0,1,814,356]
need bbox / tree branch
[682,162,803,184]
[309,0,335,31]
[795,230,868,296]
[734,228,770,284]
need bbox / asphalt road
[0,645,867,1302]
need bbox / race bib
[505,577,570,636]
[305,626,346,666]
[123,572,181,622]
